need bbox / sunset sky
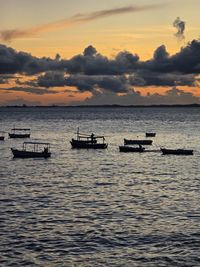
[0,0,200,105]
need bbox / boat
[0,131,5,141]
[124,139,153,145]
[11,142,51,158]
[70,129,108,149]
[9,128,31,138]
[119,145,145,153]
[146,132,156,137]
[161,148,193,155]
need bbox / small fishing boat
[11,142,51,158]
[71,129,108,149]
[146,132,156,137]
[9,128,31,138]
[0,131,5,141]
[119,145,145,153]
[161,148,193,155]
[124,139,153,145]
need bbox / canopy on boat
[23,141,50,145]
[11,128,30,131]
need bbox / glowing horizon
[0,0,200,105]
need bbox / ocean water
[0,107,199,267]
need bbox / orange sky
[0,0,200,105]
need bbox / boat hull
[119,146,145,152]
[161,148,193,155]
[71,140,107,149]
[124,139,153,145]
[146,133,156,137]
[11,148,51,158]
[9,133,30,138]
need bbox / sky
[0,0,200,106]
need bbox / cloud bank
[0,40,200,104]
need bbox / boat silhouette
[11,142,51,158]
[71,129,108,149]
[9,128,31,138]
[161,148,193,155]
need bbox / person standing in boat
[44,147,48,153]
[91,133,95,143]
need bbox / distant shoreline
[0,104,200,108]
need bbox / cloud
[2,40,200,77]
[73,87,199,105]
[173,17,186,41]
[37,71,68,88]
[0,44,60,75]
[1,40,200,104]
[66,74,130,93]
[0,4,161,42]
[0,74,16,84]
[129,72,197,87]
[0,86,59,95]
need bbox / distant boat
[9,128,31,138]
[124,139,153,145]
[70,129,108,149]
[119,145,145,153]
[11,142,51,158]
[161,148,193,155]
[0,131,5,141]
[146,132,156,137]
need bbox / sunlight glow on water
[0,107,199,266]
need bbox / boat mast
[77,127,79,140]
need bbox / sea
[0,107,199,267]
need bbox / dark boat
[124,139,153,145]
[146,132,156,137]
[70,129,108,149]
[119,145,145,153]
[11,142,51,158]
[161,148,193,155]
[9,128,31,138]
[0,132,5,141]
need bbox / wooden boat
[71,129,108,149]
[119,145,145,153]
[11,142,51,158]
[124,139,153,145]
[161,148,193,155]
[146,132,156,137]
[9,128,30,138]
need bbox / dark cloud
[2,39,200,77]
[65,74,130,93]
[37,70,197,94]
[1,40,200,104]
[74,87,199,106]
[38,71,67,88]
[0,74,14,84]
[173,17,185,41]
[0,86,59,95]
[138,40,200,76]
[129,72,197,87]
[0,4,162,41]
[83,45,97,57]
[0,44,60,75]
